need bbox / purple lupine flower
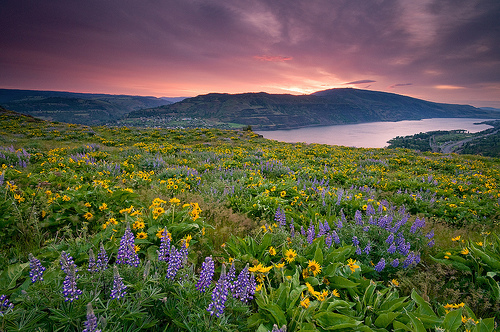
[83,302,101,332]
[196,256,215,293]
[60,251,76,274]
[233,265,255,303]
[226,262,236,292]
[354,210,363,225]
[410,217,425,234]
[397,241,410,256]
[366,204,376,215]
[363,226,370,232]
[369,216,376,225]
[110,266,127,299]
[300,226,306,237]
[427,239,435,247]
[402,252,419,269]
[325,233,333,248]
[207,264,231,317]
[391,258,399,268]
[88,249,98,273]
[0,294,14,314]
[355,246,362,255]
[331,230,340,244]
[318,222,326,237]
[387,243,397,254]
[275,207,286,228]
[28,253,46,283]
[179,241,189,264]
[352,236,359,246]
[374,258,385,272]
[363,243,371,255]
[385,233,395,244]
[157,228,171,262]
[60,251,82,302]
[425,230,434,239]
[62,265,83,302]
[270,324,287,332]
[165,246,182,280]
[323,220,330,232]
[289,218,295,238]
[116,225,139,267]
[307,223,315,244]
[96,243,109,272]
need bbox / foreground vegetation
[0,108,499,331]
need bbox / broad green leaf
[0,262,29,290]
[470,243,500,270]
[442,308,463,331]
[411,289,436,317]
[406,312,426,332]
[313,312,362,330]
[430,255,471,273]
[329,276,359,289]
[379,296,408,312]
[374,312,400,328]
[393,320,412,331]
[261,303,287,327]
[474,318,495,332]
[247,314,266,328]
[314,245,324,265]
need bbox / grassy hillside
[1,107,499,331]
[127,88,500,130]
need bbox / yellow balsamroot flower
[182,234,192,248]
[284,249,297,263]
[461,247,469,255]
[307,260,322,276]
[331,289,340,298]
[62,195,71,201]
[156,228,172,240]
[317,290,329,301]
[347,258,360,273]
[268,246,277,256]
[280,190,286,197]
[152,206,165,220]
[134,245,140,253]
[99,202,108,211]
[14,194,25,203]
[476,241,483,247]
[136,232,147,240]
[169,197,180,205]
[83,212,93,220]
[391,279,400,287]
[84,202,91,207]
[132,220,145,229]
[274,262,285,269]
[451,235,461,242]
[255,283,263,292]
[300,296,310,309]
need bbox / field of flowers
[0,108,499,331]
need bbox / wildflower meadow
[0,109,499,331]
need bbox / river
[256,118,494,148]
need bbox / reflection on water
[257,118,494,148]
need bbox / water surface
[257,118,494,148]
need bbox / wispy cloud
[389,83,413,88]
[254,55,293,62]
[345,80,377,85]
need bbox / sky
[1,0,500,108]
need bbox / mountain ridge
[127,88,500,130]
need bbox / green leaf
[393,320,412,331]
[247,313,266,328]
[379,296,408,312]
[260,303,287,327]
[470,243,500,270]
[374,312,400,328]
[406,312,426,332]
[329,276,359,289]
[410,289,436,317]
[442,308,463,331]
[313,312,362,330]
[474,318,496,332]
[0,262,29,290]
[430,255,471,273]
[314,244,324,265]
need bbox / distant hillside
[128,88,500,130]
[0,89,171,125]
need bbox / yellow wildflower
[169,197,180,205]
[62,195,71,201]
[300,297,310,309]
[284,249,297,263]
[347,258,360,273]
[136,232,148,240]
[451,235,461,242]
[268,246,277,256]
[83,212,93,220]
[461,247,469,255]
[84,202,91,207]
[331,289,340,298]
[308,260,322,277]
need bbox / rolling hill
[128,88,500,130]
[0,89,171,125]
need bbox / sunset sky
[1,0,499,107]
